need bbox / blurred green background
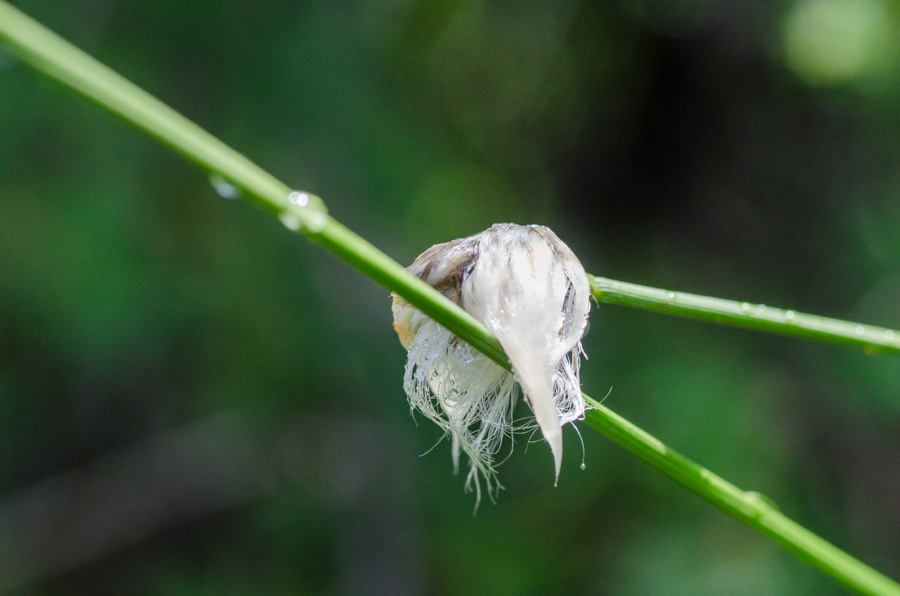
[2,1,900,594]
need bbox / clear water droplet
[209,174,239,199]
[283,189,328,234]
[288,191,309,207]
[580,463,586,470]
[667,292,676,299]
[855,325,865,335]
[785,310,795,319]
[279,213,301,231]
[758,304,766,311]
[741,302,750,311]
[884,329,895,340]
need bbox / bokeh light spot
[782,0,892,85]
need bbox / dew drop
[758,304,767,311]
[580,463,586,470]
[209,174,239,199]
[741,302,750,311]
[785,310,795,319]
[284,190,328,234]
[855,325,865,335]
[667,292,676,299]
[288,191,309,207]
[885,329,895,340]
[279,213,301,232]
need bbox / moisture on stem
[590,275,900,356]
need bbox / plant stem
[0,0,322,220]
[2,3,898,594]
[582,396,900,596]
[590,276,900,356]
[0,0,505,366]
[312,218,508,366]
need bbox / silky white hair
[392,223,590,504]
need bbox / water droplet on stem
[283,189,328,234]
[209,173,239,199]
[288,191,309,206]
[280,213,301,231]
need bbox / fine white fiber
[392,223,591,504]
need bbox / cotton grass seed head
[392,223,591,504]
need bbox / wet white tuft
[392,223,590,504]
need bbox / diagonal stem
[582,397,900,596]
[1,3,898,594]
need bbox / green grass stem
[582,397,900,596]
[2,3,898,594]
[591,276,900,356]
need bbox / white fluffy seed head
[392,223,591,503]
